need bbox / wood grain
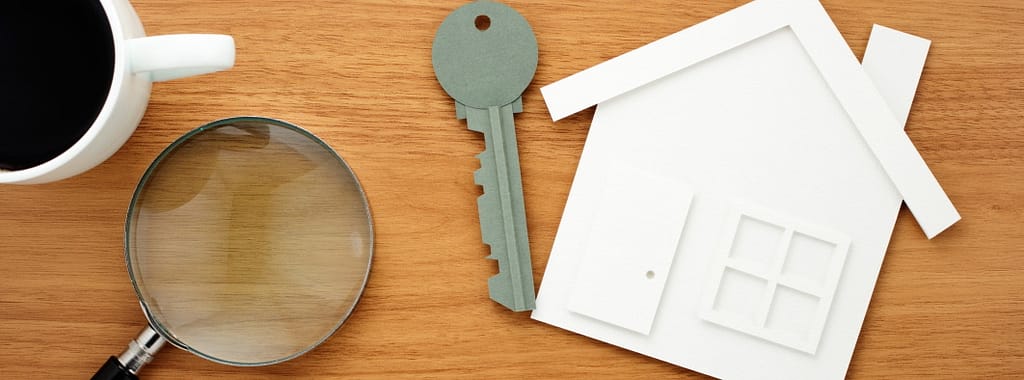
[1,0,1021,378]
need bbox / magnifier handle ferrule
[92,326,167,380]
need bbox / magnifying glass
[92,117,373,379]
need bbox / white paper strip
[541,0,958,238]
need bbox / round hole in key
[475,15,491,31]
[646,270,656,280]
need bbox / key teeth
[475,151,490,165]
[487,276,514,310]
[475,155,496,190]
[459,101,536,312]
[488,274,534,312]
[482,241,498,260]
[480,228,500,254]
[488,272,510,289]
[475,152,490,185]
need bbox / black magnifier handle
[92,326,167,380]
[93,357,138,380]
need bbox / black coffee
[0,1,115,171]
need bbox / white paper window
[700,203,850,354]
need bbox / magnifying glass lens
[125,118,372,366]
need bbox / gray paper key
[432,1,538,312]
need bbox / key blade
[489,267,534,312]
[476,180,535,312]
[468,104,536,312]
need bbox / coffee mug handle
[127,34,236,82]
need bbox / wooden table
[1,0,1021,378]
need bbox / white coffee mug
[0,0,235,184]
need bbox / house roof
[540,0,959,238]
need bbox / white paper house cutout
[532,1,960,379]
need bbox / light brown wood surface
[1,0,1021,378]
